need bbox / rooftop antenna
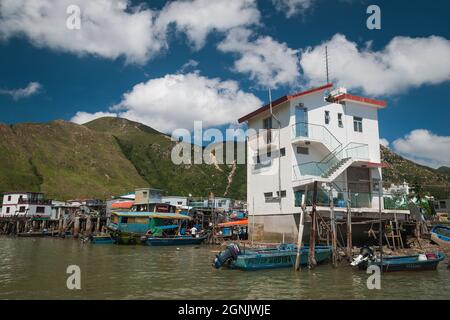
[325,45,330,84]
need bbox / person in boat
[190,226,198,238]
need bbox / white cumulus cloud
[71,111,118,125]
[392,129,450,168]
[380,138,390,148]
[300,34,450,96]
[0,0,164,64]
[156,0,260,50]
[0,81,42,100]
[0,0,261,64]
[71,72,262,133]
[218,28,300,88]
[272,0,313,18]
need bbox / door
[295,104,308,137]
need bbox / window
[121,217,128,224]
[276,190,287,198]
[7,196,11,201]
[6,207,10,214]
[143,191,148,197]
[324,111,330,125]
[338,113,343,128]
[353,117,363,132]
[280,148,286,157]
[177,201,183,205]
[297,147,309,155]
[440,201,447,209]
[263,117,272,129]
[19,206,25,213]
[36,206,45,213]
[264,192,273,198]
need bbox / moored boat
[107,209,193,245]
[90,234,116,244]
[145,234,207,246]
[430,225,450,249]
[351,246,445,272]
[213,243,332,271]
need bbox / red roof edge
[238,83,333,123]
[332,93,387,108]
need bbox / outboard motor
[213,243,241,269]
[350,246,374,267]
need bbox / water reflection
[0,237,449,300]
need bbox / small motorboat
[351,246,445,272]
[90,234,116,244]
[431,225,450,249]
[213,243,332,271]
[144,234,208,246]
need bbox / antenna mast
[325,45,329,84]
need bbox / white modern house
[239,84,406,241]
[0,192,52,218]
[162,196,188,208]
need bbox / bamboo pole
[294,185,308,271]
[329,186,338,267]
[346,190,352,259]
[308,181,318,269]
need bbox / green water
[0,237,449,300]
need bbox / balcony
[291,122,341,153]
[18,198,52,205]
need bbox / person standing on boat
[190,226,198,238]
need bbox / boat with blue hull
[213,243,332,271]
[145,235,208,246]
[351,246,445,272]
[90,234,116,244]
[431,225,450,249]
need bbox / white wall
[246,89,383,216]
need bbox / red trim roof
[238,83,333,123]
[331,93,387,108]
[360,161,391,168]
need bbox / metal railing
[291,122,341,153]
[293,142,369,180]
[294,190,409,210]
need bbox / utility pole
[325,46,330,84]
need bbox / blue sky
[0,0,449,167]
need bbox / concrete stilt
[74,217,80,238]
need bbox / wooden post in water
[294,185,308,271]
[73,217,80,238]
[346,191,353,259]
[85,216,92,236]
[308,181,318,269]
[329,186,338,267]
[96,217,101,232]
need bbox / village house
[239,84,409,242]
[0,192,52,218]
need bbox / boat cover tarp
[112,211,192,220]
[217,219,248,227]
[111,201,134,209]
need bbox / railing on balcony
[383,194,409,210]
[17,198,52,205]
[291,122,341,152]
[294,190,409,210]
[294,190,372,208]
[293,142,369,181]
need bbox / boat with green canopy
[107,210,192,245]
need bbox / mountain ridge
[0,118,448,200]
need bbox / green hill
[0,118,245,200]
[381,145,450,199]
